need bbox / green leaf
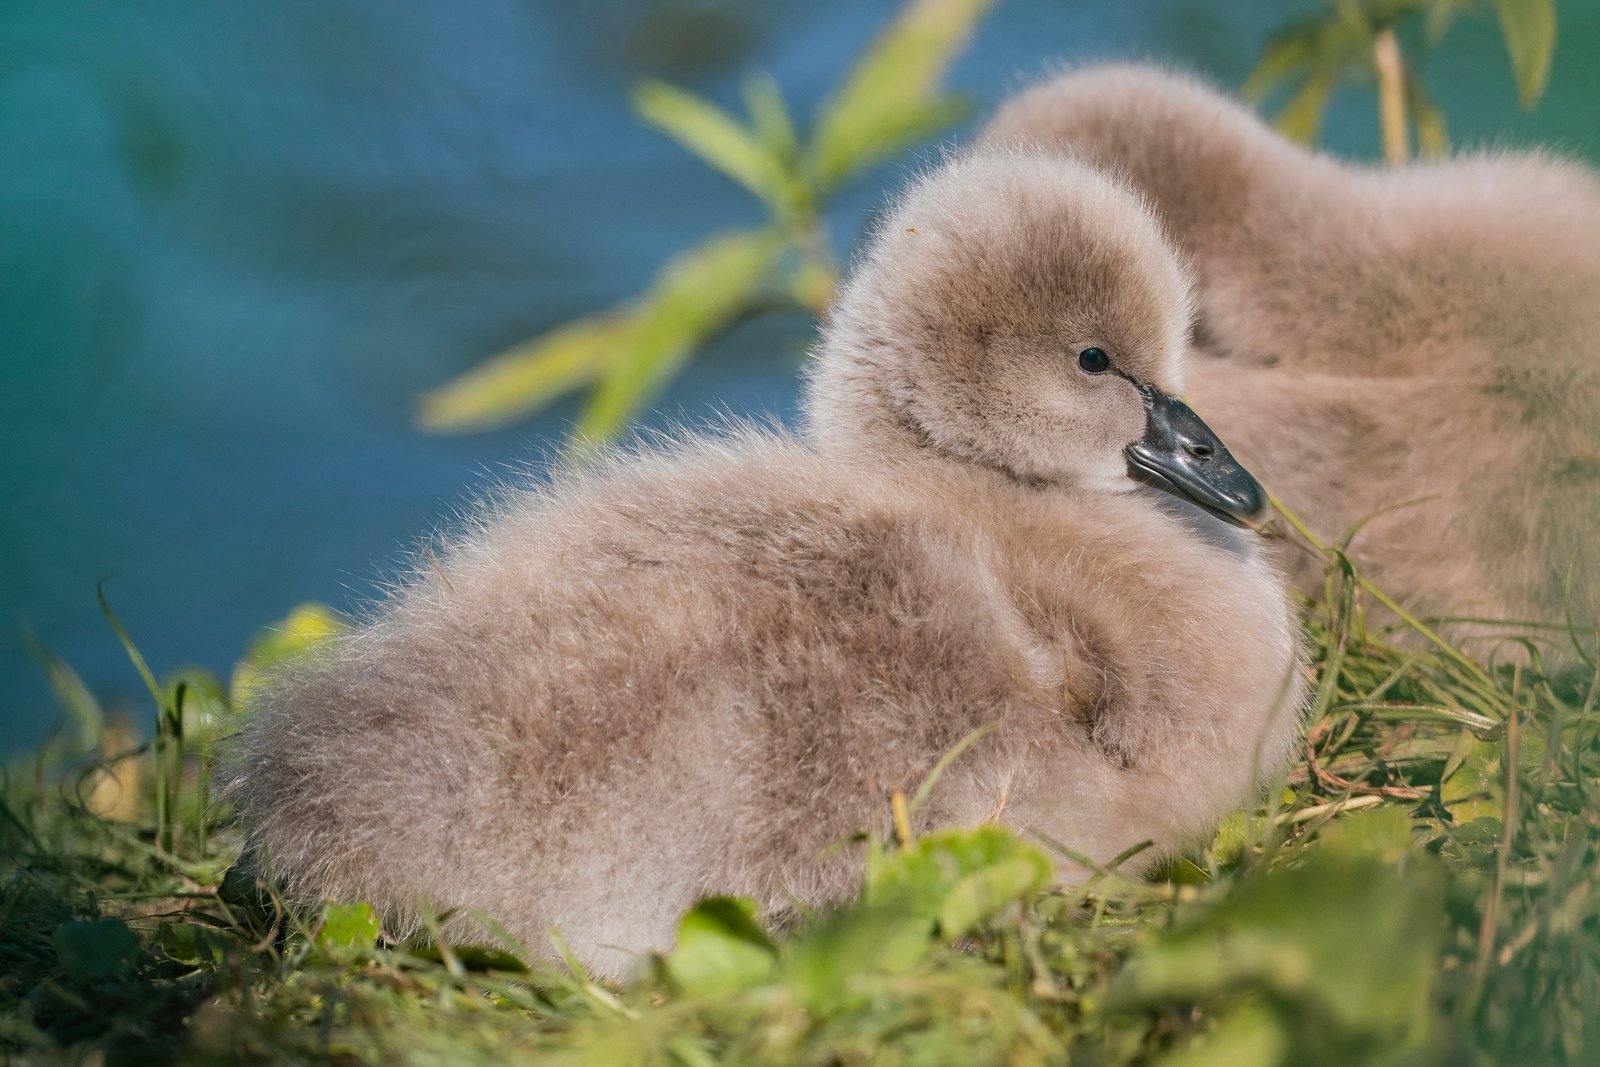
[162,666,228,744]
[1339,701,1503,739]
[1244,11,1370,103]
[907,723,997,818]
[416,312,635,433]
[632,80,786,205]
[24,631,103,753]
[1244,21,1327,100]
[1209,811,1251,868]
[231,602,347,705]
[1408,74,1450,156]
[1108,808,1443,1056]
[54,919,140,983]
[866,825,1052,932]
[666,897,777,994]
[1442,734,1502,823]
[157,921,234,966]
[576,227,783,444]
[1493,0,1556,108]
[1149,854,1212,886]
[782,903,934,1008]
[937,854,1053,939]
[1157,1002,1290,1067]
[98,582,164,709]
[806,0,995,190]
[742,72,799,164]
[315,901,380,954]
[1424,0,1474,45]
[1272,66,1338,145]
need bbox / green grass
[3,543,1597,1067]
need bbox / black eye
[1077,347,1109,374]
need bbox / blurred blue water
[3,0,1597,753]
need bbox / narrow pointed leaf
[24,632,103,752]
[807,0,995,189]
[632,80,784,204]
[1244,23,1326,100]
[1493,0,1556,108]
[417,312,636,433]
[1408,75,1449,157]
[576,228,782,444]
[1424,0,1473,45]
[741,72,799,162]
[1272,66,1338,145]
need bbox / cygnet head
[805,150,1266,527]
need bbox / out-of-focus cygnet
[231,150,1305,979]
[984,64,1600,657]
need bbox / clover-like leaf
[315,901,381,955]
[867,825,1053,934]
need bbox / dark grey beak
[1125,388,1268,529]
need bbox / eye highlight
[1077,347,1110,374]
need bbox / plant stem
[1374,27,1409,165]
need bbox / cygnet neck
[802,377,1097,517]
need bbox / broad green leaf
[1314,803,1413,862]
[1272,66,1338,145]
[157,921,234,966]
[1493,0,1556,108]
[232,602,347,705]
[666,897,777,994]
[1149,854,1212,886]
[866,825,1053,933]
[1109,808,1443,1057]
[782,903,935,1008]
[1207,812,1251,870]
[1157,1002,1289,1067]
[632,80,785,205]
[315,901,380,954]
[417,312,635,433]
[938,854,1053,939]
[576,227,783,443]
[54,919,140,983]
[806,0,995,189]
[1441,734,1502,823]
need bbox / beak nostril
[1187,442,1214,460]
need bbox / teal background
[3,0,1597,752]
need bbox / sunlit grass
[3,536,1596,1066]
